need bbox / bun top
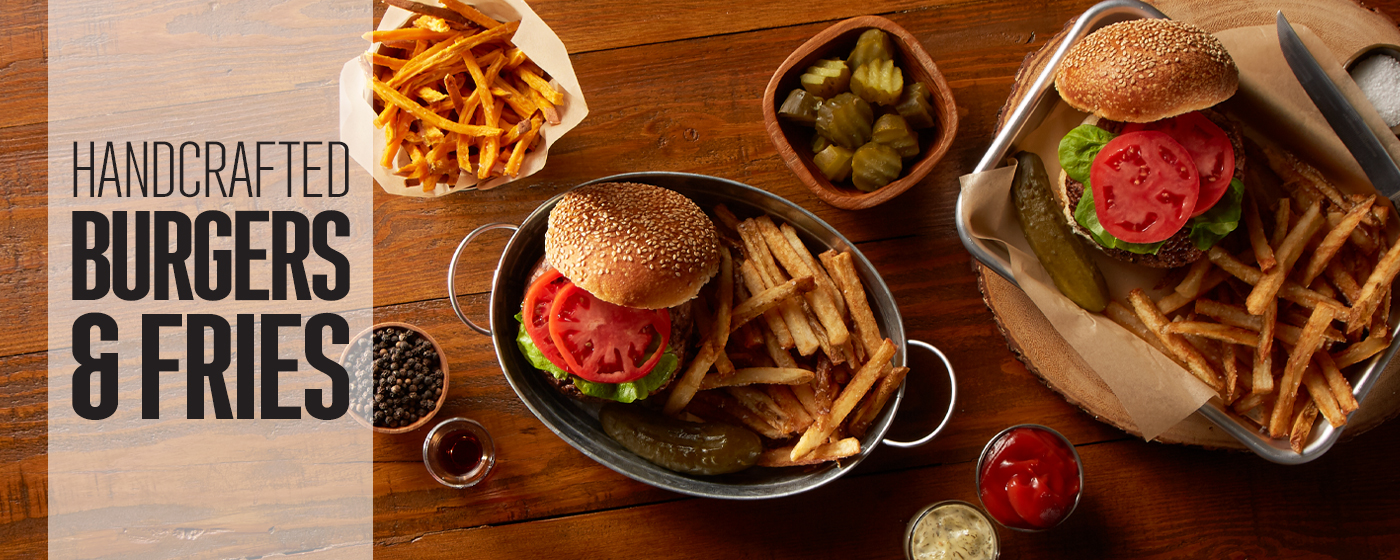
[1054,19,1238,123]
[545,182,720,309]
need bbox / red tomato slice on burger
[1090,130,1199,244]
[1123,112,1235,216]
[522,267,572,372]
[547,283,671,384]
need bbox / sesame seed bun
[545,182,721,309]
[1054,19,1238,123]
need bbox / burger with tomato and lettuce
[1053,18,1245,268]
[515,182,721,404]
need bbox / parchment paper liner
[959,24,1400,441]
[338,0,589,197]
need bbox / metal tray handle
[882,339,958,448]
[448,222,519,335]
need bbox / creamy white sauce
[909,503,996,560]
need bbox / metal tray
[451,172,955,498]
[954,0,1400,464]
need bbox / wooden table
[6,0,1400,558]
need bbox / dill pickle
[847,29,895,71]
[814,144,854,182]
[811,133,831,153]
[851,59,904,106]
[600,403,761,476]
[872,114,919,158]
[800,59,851,99]
[815,93,874,150]
[1010,151,1109,312]
[778,88,821,126]
[895,82,937,129]
[851,141,902,191]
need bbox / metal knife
[1277,12,1400,203]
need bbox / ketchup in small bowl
[975,424,1082,531]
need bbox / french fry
[1222,343,1240,403]
[848,366,909,438]
[1247,201,1323,315]
[781,224,846,318]
[1289,397,1319,454]
[1268,304,1336,438]
[1347,236,1400,333]
[687,391,786,440]
[1162,321,1259,346]
[1156,268,1230,315]
[712,249,735,374]
[1302,367,1346,428]
[730,275,814,333]
[1105,301,1187,369]
[755,217,850,347]
[767,385,815,432]
[1127,290,1222,391]
[1255,298,1277,395]
[699,367,815,389]
[1334,328,1390,368]
[1244,195,1277,271]
[791,339,896,461]
[1301,196,1375,286]
[1272,198,1292,248]
[728,386,793,435]
[822,250,883,356]
[1313,350,1359,414]
[664,337,722,416]
[758,438,860,467]
[1176,258,1213,297]
[737,260,797,350]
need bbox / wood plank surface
[7,0,1400,558]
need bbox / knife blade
[1277,11,1400,203]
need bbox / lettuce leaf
[514,314,678,404]
[1058,124,1118,183]
[1187,178,1245,251]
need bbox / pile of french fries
[660,206,907,467]
[1104,139,1398,452]
[366,0,565,191]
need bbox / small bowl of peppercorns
[342,322,450,434]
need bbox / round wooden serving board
[978,0,1400,448]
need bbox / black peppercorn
[346,326,446,429]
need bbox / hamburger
[515,182,721,403]
[1052,19,1246,268]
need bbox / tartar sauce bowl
[905,500,999,560]
[974,424,1083,532]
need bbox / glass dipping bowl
[423,417,496,488]
[905,500,999,560]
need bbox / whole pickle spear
[1011,151,1109,312]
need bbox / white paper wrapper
[959,24,1400,441]
[338,0,589,196]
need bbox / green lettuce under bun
[1059,125,1244,255]
[515,314,678,404]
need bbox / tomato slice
[547,283,671,384]
[1090,130,1199,244]
[522,267,572,372]
[1123,112,1235,216]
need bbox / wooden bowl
[341,322,450,434]
[763,15,958,210]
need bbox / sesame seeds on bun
[1054,19,1238,123]
[545,182,721,309]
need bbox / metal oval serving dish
[471,171,909,499]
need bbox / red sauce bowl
[975,424,1083,531]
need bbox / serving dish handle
[449,222,520,335]
[882,339,958,448]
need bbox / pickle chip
[811,133,831,153]
[851,141,901,191]
[895,82,937,129]
[872,114,919,158]
[800,59,852,99]
[851,59,903,106]
[814,144,854,182]
[847,29,895,72]
[778,88,821,127]
[815,93,874,150]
